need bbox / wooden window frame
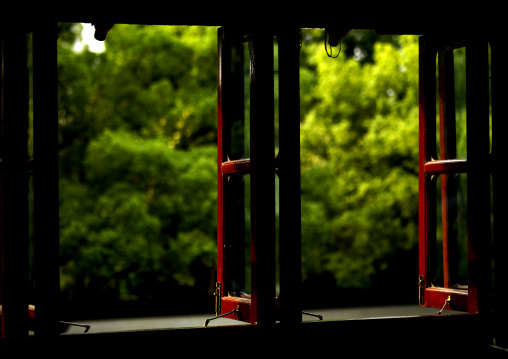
[418,34,493,314]
[216,26,301,325]
[2,17,505,351]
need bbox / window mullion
[465,38,492,314]
[0,27,30,338]
[32,21,60,336]
[248,27,276,326]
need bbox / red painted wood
[419,36,471,313]
[419,35,436,307]
[438,47,459,290]
[424,159,467,174]
[221,296,252,324]
[217,27,250,323]
[419,35,493,315]
[216,27,225,296]
[221,159,251,175]
[424,287,468,313]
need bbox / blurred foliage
[58,24,218,308]
[299,31,420,291]
[57,24,421,313]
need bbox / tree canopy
[299,33,420,294]
[58,24,219,316]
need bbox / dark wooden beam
[32,21,60,336]
[465,38,492,315]
[1,27,30,338]
[249,27,276,326]
[277,26,302,324]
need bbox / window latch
[204,305,239,327]
[437,296,451,315]
[213,282,221,316]
[418,275,425,304]
[60,321,91,333]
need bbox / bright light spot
[73,23,106,54]
[353,46,366,61]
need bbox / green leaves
[58,25,422,307]
[300,33,420,289]
[58,25,218,304]
[60,129,218,301]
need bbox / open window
[214,27,302,325]
[418,34,493,314]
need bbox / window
[215,27,302,325]
[2,17,506,353]
[418,34,493,314]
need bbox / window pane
[243,174,251,296]
[274,37,279,159]
[436,47,467,161]
[275,173,279,297]
[453,47,467,159]
[227,41,247,161]
[28,33,34,161]
[228,41,250,161]
[434,173,468,289]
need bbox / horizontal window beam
[221,158,251,175]
[221,158,281,176]
[424,159,467,174]
[424,286,469,313]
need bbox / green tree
[58,25,219,311]
[60,129,217,304]
[58,25,218,177]
[58,25,423,314]
[299,32,420,293]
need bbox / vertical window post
[465,38,492,315]
[491,33,508,348]
[419,35,438,306]
[248,27,276,326]
[0,25,30,338]
[32,20,60,336]
[277,26,302,324]
[217,27,248,319]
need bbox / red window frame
[419,34,493,314]
[216,26,301,325]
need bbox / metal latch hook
[437,296,451,315]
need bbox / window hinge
[418,275,425,304]
[214,282,221,316]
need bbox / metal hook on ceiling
[92,23,115,41]
[325,28,350,58]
